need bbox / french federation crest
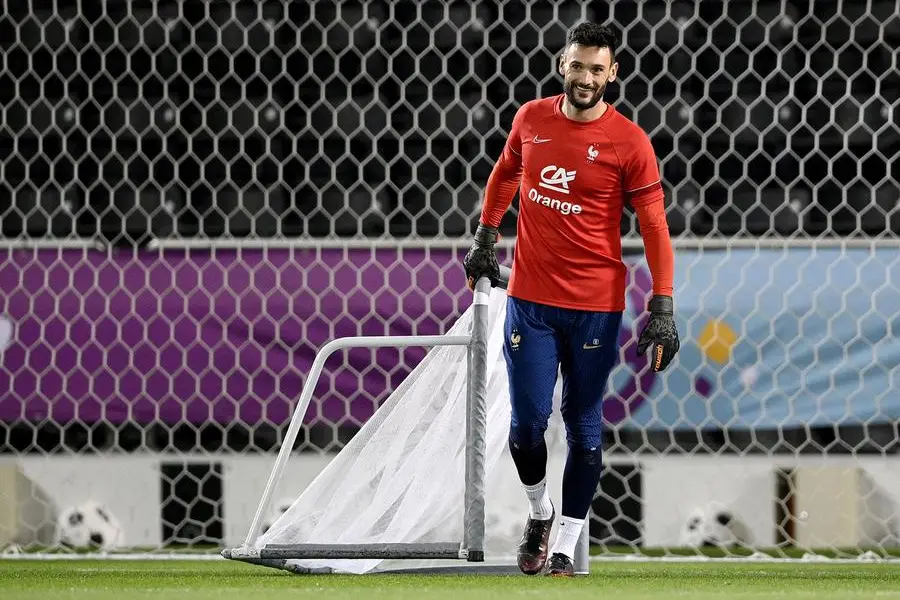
[510,330,521,350]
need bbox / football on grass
[57,501,124,551]
[261,498,294,535]
[678,503,750,548]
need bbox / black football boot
[516,509,555,575]
[545,552,576,577]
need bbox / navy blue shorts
[503,296,623,450]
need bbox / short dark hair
[565,22,620,62]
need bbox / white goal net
[2,1,900,562]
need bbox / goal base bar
[223,542,468,561]
[222,550,529,576]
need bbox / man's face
[559,44,618,111]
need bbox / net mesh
[2,1,900,559]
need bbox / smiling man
[463,22,681,576]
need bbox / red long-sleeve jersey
[480,94,674,312]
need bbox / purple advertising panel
[0,248,478,428]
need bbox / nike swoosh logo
[533,135,551,144]
[583,343,602,350]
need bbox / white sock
[523,479,553,519]
[550,515,585,560]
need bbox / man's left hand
[637,295,680,372]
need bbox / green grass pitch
[3,559,900,600]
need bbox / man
[463,22,680,577]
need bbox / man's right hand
[463,223,501,290]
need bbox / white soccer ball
[678,503,748,548]
[57,501,124,551]
[261,498,294,535]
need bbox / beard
[564,79,607,111]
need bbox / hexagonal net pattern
[1,1,900,558]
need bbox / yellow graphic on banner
[698,320,738,364]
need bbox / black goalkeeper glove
[637,295,680,372]
[463,224,501,289]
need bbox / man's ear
[608,61,619,82]
[557,54,565,77]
